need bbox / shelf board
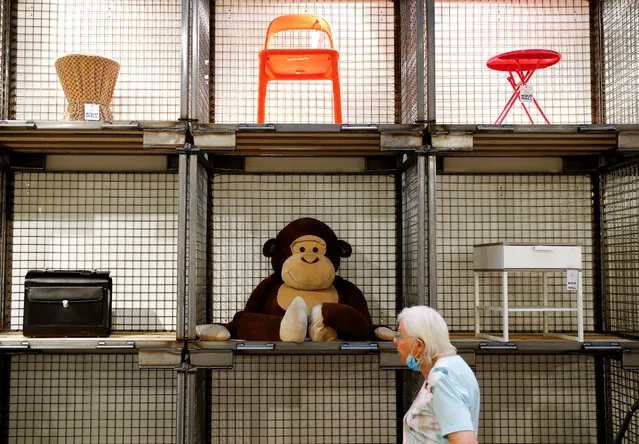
[430,124,634,157]
[0,120,185,154]
[0,331,180,352]
[192,123,423,156]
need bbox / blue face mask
[406,345,423,372]
[406,353,422,372]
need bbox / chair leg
[257,74,268,124]
[332,62,342,124]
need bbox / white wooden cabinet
[473,242,584,342]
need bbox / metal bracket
[476,124,514,133]
[236,343,275,351]
[0,341,30,350]
[582,342,622,351]
[340,343,379,351]
[341,124,378,131]
[96,340,136,349]
[622,351,639,371]
[0,120,37,129]
[101,121,140,130]
[238,124,276,131]
[577,124,616,133]
[479,342,518,350]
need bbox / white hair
[397,306,456,363]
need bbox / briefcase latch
[62,299,69,309]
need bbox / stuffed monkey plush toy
[197,218,394,342]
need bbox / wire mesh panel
[477,354,597,443]
[602,0,639,124]
[211,355,396,443]
[601,163,639,338]
[210,174,397,329]
[402,162,420,310]
[11,0,181,121]
[9,172,178,331]
[435,0,592,124]
[400,0,418,124]
[213,0,395,124]
[0,0,8,119]
[195,161,209,327]
[437,174,594,333]
[8,354,177,443]
[607,359,639,443]
[401,162,423,414]
[195,0,211,124]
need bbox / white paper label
[84,104,100,121]
[566,270,578,291]
[520,84,534,104]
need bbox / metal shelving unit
[0,0,637,443]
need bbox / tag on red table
[520,84,534,104]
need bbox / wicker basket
[55,54,120,121]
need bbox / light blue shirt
[403,355,480,443]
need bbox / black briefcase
[23,270,112,337]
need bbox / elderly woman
[395,306,480,444]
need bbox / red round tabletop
[486,49,561,72]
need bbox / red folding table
[487,49,561,125]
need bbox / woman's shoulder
[428,356,476,388]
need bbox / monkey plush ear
[338,240,352,258]
[263,238,278,257]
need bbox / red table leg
[494,68,549,125]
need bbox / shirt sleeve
[430,373,475,437]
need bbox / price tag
[84,104,100,121]
[566,270,578,291]
[520,84,534,104]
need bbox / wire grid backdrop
[437,174,594,333]
[435,0,592,124]
[195,0,210,124]
[607,359,639,443]
[400,0,418,124]
[600,163,639,338]
[210,174,397,329]
[602,0,639,124]
[9,172,178,331]
[0,0,7,119]
[401,162,424,414]
[213,0,395,124]
[195,161,209,327]
[11,0,181,121]
[402,162,420,311]
[211,355,396,443]
[7,354,176,443]
[477,354,597,443]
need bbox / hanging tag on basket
[566,269,578,291]
[84,104,100,121]
[520,84,534,104]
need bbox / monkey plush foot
[280,296,308,343]
[308,304,338,342]
[196,324,231,341]
[374,326,396,342]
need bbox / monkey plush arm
[319,277,374,340]
[242,274,280,313]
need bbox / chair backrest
[264,14,335,50]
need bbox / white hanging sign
[520,84,534,104]
[566,269,578,291]
[84,104,100,121]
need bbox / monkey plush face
[281,235,335,290]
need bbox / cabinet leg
[542,273,548,334]
[502,272,509,343]
[475,273,480,336]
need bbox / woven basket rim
[55,53,120,66]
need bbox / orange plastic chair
[257,14,342,124]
